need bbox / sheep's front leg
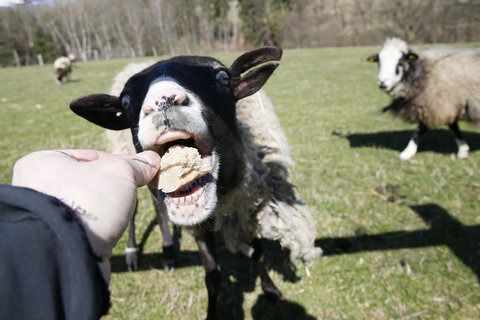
[195,231,220,320]
[399,123,428,160]
[252,238,286,304]
[125,202,139,272]
[151,192,176,271]
[449,121,469,158]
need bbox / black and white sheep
[54,53,76,84]
[367,37,480,159]
[70,47,322,319]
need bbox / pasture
[1,45,479,319]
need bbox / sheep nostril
[378,81,387,89]
[180,95,189,106]
[172,90,187,106]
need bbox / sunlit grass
[1,45,479,319]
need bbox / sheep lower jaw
[157,150,218,226]
[161,174,217,226]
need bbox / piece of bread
[152,145,212,193]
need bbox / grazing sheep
[70,47,321,319]
[54,53,76,84]
[367,37,480,159]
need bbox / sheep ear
[230,46,282,76]
[367,54,379,62]
[230,46,282,100]
[70,94,130,130]
[231,63,279,100]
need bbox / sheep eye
[216,70,229,85]
[121,95,130,108]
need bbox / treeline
[1,0,479,67]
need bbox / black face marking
[395,62,402,75]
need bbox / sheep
[367,37,480,160]
[53,53,76,84]
[70,47,322,319]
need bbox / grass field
[1,44,480,320]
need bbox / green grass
[1,45,480,319]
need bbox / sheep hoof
[125,247,139,272]
[263,287,286,305]
[162,245,176,271]
[399,140,418,160]
[399,151,415,160]
[457,144,469,159]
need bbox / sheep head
[70,47,282,227]
[367,37,418,99]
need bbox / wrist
[98,257,111,286]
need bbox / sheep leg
[151,194,176,271]
[252,238,286,304]
[195,231,220,320]
[449,121,470,158]
[125,201,139,272]
[399,123,428,160]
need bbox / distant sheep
[70,47,321,319]
[54,53,76,84]
[367,37,480,159]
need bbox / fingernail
[136,151,160,168]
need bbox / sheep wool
[216,91,321,263]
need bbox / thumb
[127,151,161,187]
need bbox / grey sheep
[368,37,480,159]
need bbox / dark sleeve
[0,185,110,320]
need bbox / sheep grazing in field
[54,53,76,84]
[367,37,480,160]
[70,47,322,319]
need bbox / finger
[127,151,161,187]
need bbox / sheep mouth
[149,130,216,225]
[149,130,210,157]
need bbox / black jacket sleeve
[0,185,110,320]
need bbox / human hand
[12,149,160,283]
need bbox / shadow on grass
[315,203,480,282]
[110,217,202,272]
[344,129,480,154]
[110,218,313,319]
[111,200,480,318]
[215,239,312,319]
[59,79,81,84]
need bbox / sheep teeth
[167,184,204,207]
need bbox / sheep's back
[53,57,71,70]
[391,47,480,128]
[417,48,480,127]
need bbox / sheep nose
[378,80,387,90]
[142,87,188,114]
